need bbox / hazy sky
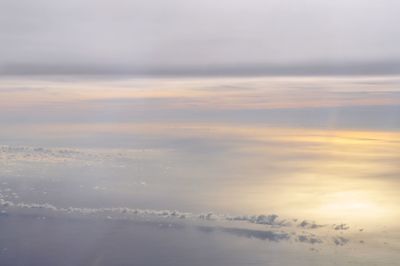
[1,2,400,264]
[1,0,400,75]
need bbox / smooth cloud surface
[1,0,400,75]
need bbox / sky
[1,0,400,75]
[1,1,400,265]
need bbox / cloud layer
[1,0,400,75]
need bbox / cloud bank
[0,186,354,247]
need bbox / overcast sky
[1,0,400,75]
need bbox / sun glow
[318,191,387,219]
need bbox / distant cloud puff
[298,220,325,229]
[297,235,323,244]
[333,236,350,246]
[333,224,350,230]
